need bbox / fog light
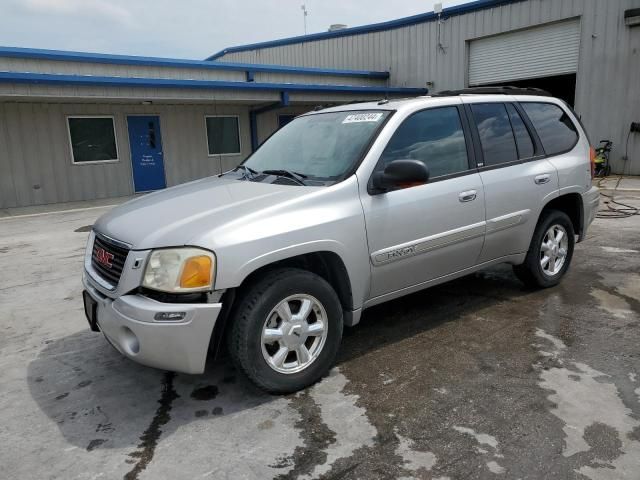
[154,311,187,321]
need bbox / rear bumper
[580,186,600,241]
[83,275,221,374]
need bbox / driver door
[359,104,486,301]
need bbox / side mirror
[371,159,429,193]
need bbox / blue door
[127,115,166,192]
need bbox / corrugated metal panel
[468,19,581,85]
[1,0,638,209]
[0,102,255,208]
[215,0,640,175]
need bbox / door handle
[534,174,551,185]
[458,190,477,202]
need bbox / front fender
[235,239,348,286]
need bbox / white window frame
[67,115,120,165]
[204,114,242,157]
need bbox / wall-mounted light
[625,8,640,27]
[141,101,152,105]
[434,3,447,54]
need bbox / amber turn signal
[179,255,213,289]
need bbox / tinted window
[379,107,469,178]
[471,103,518,166]
[521,102,579,156]
[506,104,534,159]
[206,116,241,155]
[68,117,118,163]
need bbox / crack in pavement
[123,372,179,480]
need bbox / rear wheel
[228,268,343,394]
[513,210,575,288]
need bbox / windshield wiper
[260,169,308,186]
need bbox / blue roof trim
[0,71,426,95]
[207,0,523,60]
[0,46,389,79]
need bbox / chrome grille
[91,234,129,287]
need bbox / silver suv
[82,91,600,393]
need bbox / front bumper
[83,275,222,374]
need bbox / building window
[67,116,118,164]
[205,116,241,155]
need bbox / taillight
[589,146,596,179]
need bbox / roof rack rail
[434,86,553,97]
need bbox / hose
[596,176,639,218]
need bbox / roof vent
[328,24,348,32]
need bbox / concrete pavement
[1,194,640,479]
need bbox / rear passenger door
[464,101,559,263]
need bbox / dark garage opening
[480,73,577,106]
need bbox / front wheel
[513,210,575,288]
[228,268,343,394]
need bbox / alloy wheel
[260,294,328,374]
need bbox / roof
[0,46,430,97]
[0,46,389,79]
[206,0,524,60]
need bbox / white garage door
[468,20,581,86]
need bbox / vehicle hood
[94,176,319,250]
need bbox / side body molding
[371,221,486,266]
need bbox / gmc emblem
[95,247,114,268]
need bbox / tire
[513,209,575,289]
[228,268,343,394]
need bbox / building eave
[0,71,426,95]
[0,46,389,79]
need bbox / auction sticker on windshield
[342,112,384,123]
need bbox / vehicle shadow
[26,264,535,455]
[339,264,533,363]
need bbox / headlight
[142,248,215,293]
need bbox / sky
[0,0,468,60]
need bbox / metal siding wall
[217,0,640,174]
[0,102,253,208]
[0,104,18,207]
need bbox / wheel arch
[208,249,356,361]
[540,192,584,240]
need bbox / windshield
[242,110,391,184]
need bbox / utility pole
[301,4,308,35]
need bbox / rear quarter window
[521,102,579,156]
